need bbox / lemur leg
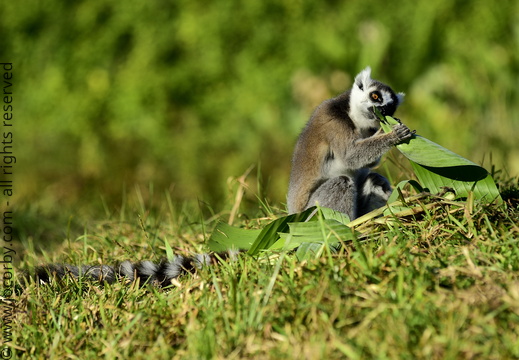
[306,176,358,219]
[357,172,392,217]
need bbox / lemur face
[349,67,404,128]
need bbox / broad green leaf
[411,161,501,203]
[270,219,356,250]
[379,115,502,203]
[207,207,351,258]
[380,116,486,179]
[392,136,487,181]
[295,242,335,261]
[247,207,316,255]
[207,208,318,254]
[207,222,261,252]
[317,207,351,225]
[295,243,323,261]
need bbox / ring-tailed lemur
[287,67,414,219]
[21,67,414,288]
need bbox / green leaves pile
[207,116,502,259]
[208,207,355,261]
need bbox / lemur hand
[392,123,415,143]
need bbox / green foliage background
[3,0,519,213]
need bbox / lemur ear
[397,92,405,104]
[354,66,372,91]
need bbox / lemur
[287,66,414,219]
[21,67,413,288]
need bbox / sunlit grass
[12,176,519,359]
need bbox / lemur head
[348,67,404,129]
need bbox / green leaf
[387,180,424,204]
[393,136,488,180]
[247,207,316,256]
[411,161,501,203]
[206,222,262,252]
[207,208,317,253]
[270,219,356,250]
[379,115,502,204]
[317,207,351,225]
[164,237,175,260]
[206,206,353,259]
[295,242,331,261]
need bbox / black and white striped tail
[22,250,241,287]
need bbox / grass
[9,176,519,359]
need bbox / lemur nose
[378,103,396,117]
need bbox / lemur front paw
[392,123,415,143]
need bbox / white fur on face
[348,67,401,130]
[349,67,377,129]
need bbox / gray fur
[287,67,414,219]
[307,176,358,217]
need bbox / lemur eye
[370,91,382,102]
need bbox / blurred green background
[3,0,519,217]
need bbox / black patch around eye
[370,91,382,102]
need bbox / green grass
[10,177,519,359]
